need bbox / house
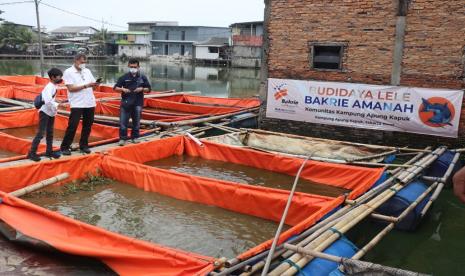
[50,26,98,39]
[260,0,465,147]
[109,31,151,58]
[230,21,263,68]
[150,25,231,58]
[193,37,230,65]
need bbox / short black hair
[74,53,87,61]
[128,58,140,66]
[47,68,63,79]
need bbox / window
[165,31,169,40]
[310,43,345,70]
[181,45,185,55]
[181,31,186,41]
[164,44,169,55]
[208,47,219,54]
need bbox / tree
[93,28,109,42]
[0,22,33,52]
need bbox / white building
[193,37,229,62]
[110,31,151,58]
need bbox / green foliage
[24,173,114,199]
[93,28,109,42]
[0,23,33,51]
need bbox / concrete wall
[259,0,465,147]
[151,42,193,56]
[118,45,149,58]
[231,45,262,68]
[194,46,220,60]
[151,26,230,42]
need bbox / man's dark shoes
[61,148,72,156]
[45,151,61,159]
[27,153,41,162]
[80,147,91,154]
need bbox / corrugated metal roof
[50,26,98,33]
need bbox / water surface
[145,155,349,197]
[27,179,281,259]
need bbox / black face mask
[53,79,62,84]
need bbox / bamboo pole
[9,173,70,197]
[283,244,342,263]
[58,110,157,127]
[97,91,201,102]
[420,152,460,216]
[203,122,235,133]
[216,147,431,276]
[203,122,239,133]
[351,181,438,260]
[155,107,259,128]
[0,106,30,112]
[261,157,309,275]
[270,148,445,276]
[0,97,34,108]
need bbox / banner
[266,78,464,138]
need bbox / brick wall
[260,0,465,147]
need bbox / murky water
[0,149,18,158]
[27,179,281,259]
[145,155,349,197]
[346,189,465,275]
[0,126,104,146]
[0,59,261,98]
[0,235,115,275]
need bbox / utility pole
[34,0,45,77]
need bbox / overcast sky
[0,0,264,31]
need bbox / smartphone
[96,77,103,83]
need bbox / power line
[0,1,33,5]
[39,1,125,29]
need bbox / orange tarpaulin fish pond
[0,109,139,163]
[0,136,384,275]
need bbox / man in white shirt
[60,53,100,155]
[28,68,63,161]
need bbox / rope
[282,259,302,273]
[329,227,343,238]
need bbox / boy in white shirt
[27,68,63,161]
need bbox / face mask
[79,63,86,70]
[129,68,138,74]
[53,78,62,84]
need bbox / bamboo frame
[269,148,445,276]
[218,148,432,276]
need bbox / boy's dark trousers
[60,107,95,150]
[30,111,55,155]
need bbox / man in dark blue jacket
[113,58,151,145]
